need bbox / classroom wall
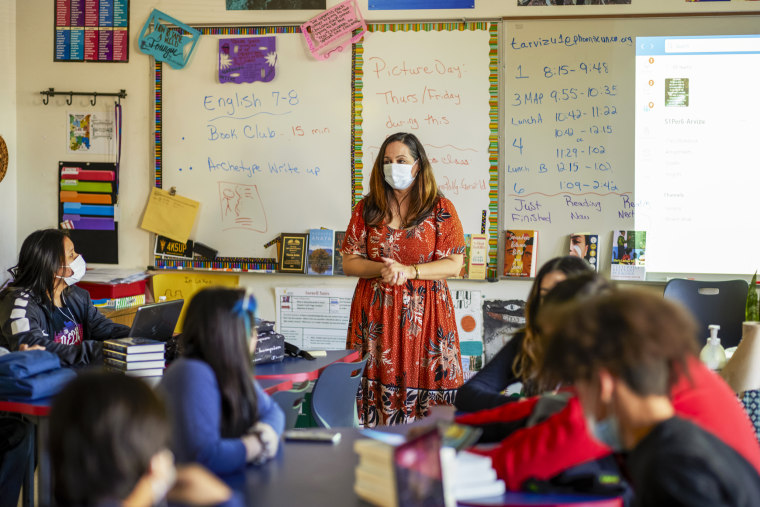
[0,0,18,285]
[12,0,760,319]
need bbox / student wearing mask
[0,229,129,367]
[341,132,466,427]
[542,290,760,506]
[160,288,285,476]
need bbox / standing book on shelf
[307,228,334,276]
[568,232,599,272]
[333,231,346,275]
[467,234,488,280]
[611,230,647,281]
[503,230,538,278]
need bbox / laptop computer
[128,299,184,341]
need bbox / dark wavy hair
[512,256,594,390]
[363,132,440,228]
[181,287,259,437]
[4,229,69,308]
[541,289,698,396]
[50,370,170,505]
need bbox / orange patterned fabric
[342,197,466,426]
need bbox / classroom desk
[254,349,361,382]
[228,428,622,507]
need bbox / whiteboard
[355,23,498,264]
[503,16,760,276]
[160,29,352,259]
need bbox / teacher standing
[341,132,466,427]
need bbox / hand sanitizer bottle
[699,325,727,371]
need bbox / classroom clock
[0,135,7,184]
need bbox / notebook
[128,300,184,341]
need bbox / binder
[61,215,115,231]
[62,203,115,216]
[59,180,112,193]
[60,166,115,181]
[60,191,112,204]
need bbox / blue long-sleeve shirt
[160,358,285,476]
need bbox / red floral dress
[341,196,466,427]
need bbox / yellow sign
[140,187,200,243]
[152,272,239,332]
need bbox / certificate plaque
[278,233,308,273]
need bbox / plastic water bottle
[699,324,727,371]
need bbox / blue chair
[271,381,311,430]
[310,355,368,428]
[663,279,748,349]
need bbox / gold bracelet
[413,264,420,280]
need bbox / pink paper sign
[300,0,367,61]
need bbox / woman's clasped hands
[380,257,411,286]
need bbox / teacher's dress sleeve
[435,197,466,258]
[341,200,368,258]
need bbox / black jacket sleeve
[455,331,525,412]
[79,289,130,341]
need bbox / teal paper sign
[138,9,201,70]
[460,341,483,357]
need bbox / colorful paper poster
[137,9,201,70]
[151,272,239,332]
[482,299,525,364]
[67,111,115,154]
[517,0,630,4]
[219,37,277,84]
[55,0,129,62]
[369,0,472,8]
[454,290,483,357]
[226,0,326,10]
[274,287,353,350]
[300,0,367,60]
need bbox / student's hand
[167,464,232,506]
[242,433,264,463]
[19,344,46,352]
[380,257,411,286]
[250,422,280,463]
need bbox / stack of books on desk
[103,337,166,386]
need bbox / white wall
[0,0,17,286]
[13,0,759,318]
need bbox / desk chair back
[664,279,748,349]
[310,356,368,428]
[271,381,311,430]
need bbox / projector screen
[635,35,760,275]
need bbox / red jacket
[456,356,760,490]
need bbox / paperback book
[568,232,599,272]
[333,231,346,275]
[307,228,334,276]
[611,230,647,281]
[103,337,165,354]
[503,230,538,278]
[467,234,488,280]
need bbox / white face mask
[57,255,86,286]
[383,161,417,190]
[587,413,624,452]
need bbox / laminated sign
[301,0,367,60]
[138,9,201,69]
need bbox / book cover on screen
[307,228,334,276]
[467,234,488,280]
[503,230,538,278]
[333,231,346,275]
[611,230,647,281]
[568,232,599,272]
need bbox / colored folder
[60,191,112,204]
[60,167,115,181]
[60,180,112,193]
[61,215,115,231]
[62,203,114,216]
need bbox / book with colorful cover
[467,234,488,280]
[503,230,538,278]
[307,228,334,275]
[611,230,647,281]
[333,231,346,276]
[568,232,599,272]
